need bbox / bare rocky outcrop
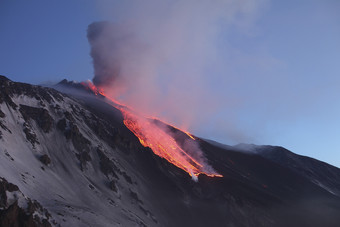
[0,109,5,118]
[97,148,119,178]
[57,117,91,153]
[0,75,63,107]
[0,178,53,227]
[76,151,91,171]
[23,122,39,147]
[39,154,51,166]
[19,105,53,133]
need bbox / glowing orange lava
[80,81,104,95]
[81,81,222,179]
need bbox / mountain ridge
[1,75,340,227]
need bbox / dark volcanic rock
[19,105,53,133]
[129,190,143,204]
[0,76,18,109]
[0,75,63,108]
[0,109,5,118]
[63,111,74,121]
[122,172,132,184]
[56,118,67,131]
[0,177,19,208]
[97,148,119,178]
[0,178,52,227]
[82,112,120,150]
[65,122,91,153]
[57,116,91,153]
[57,79,105,97]
[0,201,35,227]
[109,180,118,192]
[255,145,340,196]
[23,122,39,146]
[39,154,51,166]
[0,75,10,82]
[0,121,11,134]
[76,151,92,171]
[0,200,52,227]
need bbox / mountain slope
[1,75,340,227]
[244,144,340,196]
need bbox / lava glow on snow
[81,81,222,179]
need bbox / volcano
[79,80,222,179]
[1,75,340,227]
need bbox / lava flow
[81,81,222,179]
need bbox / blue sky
[1,0,340,167]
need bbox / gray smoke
[87,0,268,143]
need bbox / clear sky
[1,0,340,167]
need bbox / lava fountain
[81,81,222,179]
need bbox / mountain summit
[1,76,340,227]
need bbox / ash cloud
[88,21,141,91]
[88,0,269,144]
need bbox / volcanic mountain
[1,75,340,227]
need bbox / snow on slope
[0,78,157,226]
[3,77,340,227]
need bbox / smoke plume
[88,0,268,142]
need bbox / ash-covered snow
[0,90,157,226]
[2,77,340,227]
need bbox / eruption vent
[81,81,222,179]
[85,20,223,179]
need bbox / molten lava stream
[122,110,203,176]
[81,81,222,178]
[120,105,222,178]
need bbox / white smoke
[89,0,269,143]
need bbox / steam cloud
[88,0,268,143]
